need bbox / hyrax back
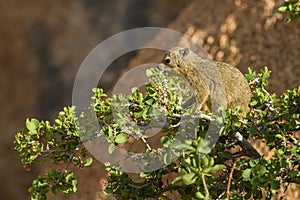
[162,47,252,115]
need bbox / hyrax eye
[164,57,171,64]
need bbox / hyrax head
[163,47,191,69]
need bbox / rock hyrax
[162,47,252,115]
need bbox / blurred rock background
[0,0,299,199]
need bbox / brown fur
[163,47,252,115]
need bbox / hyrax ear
[179,47,189,57]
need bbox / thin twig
[195,112,215,121]
[172,112,215,122]
[60,147,79,176]
[226,161,236,199]
[128,182,150,189]
[202,173,210,196]
[295,120,300,131]
[216,191,226,200]
[265,101,276,114]
[249,78,260,86]
[41,149,65,156]
[239,119,249,127]
[140,136,152,151]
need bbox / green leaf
[169,139,189,150]
[26,118,40,134]
[171,176,182,185]
[131,87,139,94]
[242,168,252,181]
[145,69,154,77]
[134,110,143,118]
[259,166,266,175]
[72,179,78,193]
[178,167,188,175]
[164,152,172,165]
[108,143,115,154]
[278,6,287,12]
[161,136,171,147]
[275,134,283,139]
[195,191,205,199]
[250,176,260,186]
[181,173,196,185]
[83,157,93,167]
[197,139,211,155]
[49,168,58,177]
[262,67,270,79]
[250,99,258,107]
[142,106,150,118]
[270,180,280,190]
[145,98,154,105]
[288,169,298,178]
[139,172,150,178]
[65,171,74,181]
[258,176,267,183]
[115,133,128,144]
[202,156,209,168]
[209,157,214,167]
[210,164,226,171]
[52,185,61,195]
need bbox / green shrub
[14,66,299,200]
